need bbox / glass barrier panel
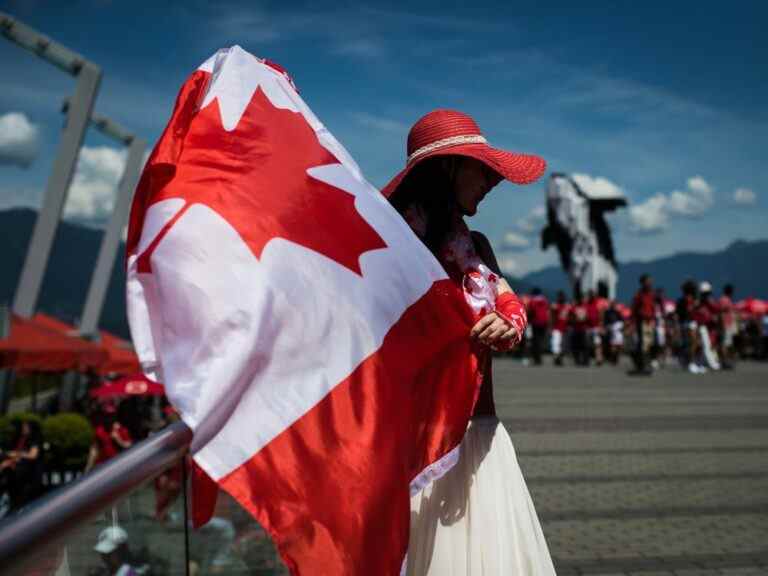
[4,461,289,575]
[187,489,289,575]
[6,462,188,576]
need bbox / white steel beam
[79,136,146,335]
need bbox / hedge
[42,413,94,469]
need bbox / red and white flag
[126,46,481,575]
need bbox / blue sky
[1,0,766,276]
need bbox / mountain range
[1,208,129,337]
[1,208,766,340]
[520,239,768,302]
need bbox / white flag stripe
[126,198,186,378]
[200,47,301,131]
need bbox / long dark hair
[388,156,458,255]
[12,419,42,447]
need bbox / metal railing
[0,421,193,573]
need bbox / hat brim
[381,143,546,199]
[94,540,119,554]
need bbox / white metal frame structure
[0,12,146,412]
[1,12,103,318]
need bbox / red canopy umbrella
[33,314,140,375]
[736,298,767,317]
[91,373,165,398]
[0,314,108,372]
[97,331,141,375]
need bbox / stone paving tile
[672,571,742,576]
[557,556,768,576]
[506,429,768,455]
[505,414,768,433]
[493,361,768,417]
[543,512,768,561]
[498,402,768,418]
[528,477,768,516]
[516,450,768,479]
[516,446,768,457]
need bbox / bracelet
[495,292,527,347]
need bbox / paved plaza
[496,358,768,576]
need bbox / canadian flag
[126,46,480,575]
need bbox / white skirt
[407,417,556,576]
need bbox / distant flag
[126,46,481,575]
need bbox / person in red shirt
[550,291,570,366]
[585,290,605,366]
[527,288,550,366]
[85,404,134,472]
[569,293,590,366]
[631,274,655,375]
[718,284,737,369]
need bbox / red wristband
[495,292,527,347]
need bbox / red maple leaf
[139,84,386,275]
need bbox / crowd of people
[518,278,767,375]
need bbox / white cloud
[515,204,546,235]
[331,39,385,58]
[501,231,531,251]
[667,175,714,216]
[207,5,494,51]
[63,146,127,220]
[207,6,284,44]
[628,176,715,234]
[496,255,520,276]
[571,173,626,200]
[0,112,40,168]
[732,187,756,205]
[628,194,669,234]
[0,145,148,219]
[351,112,409,134]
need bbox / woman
[383,110,556,575]
[85,404,133,472]
[569,293,590,366]
[0,420,44,512]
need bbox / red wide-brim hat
[381,109,546,198]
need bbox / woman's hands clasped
[470,312,519,350]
